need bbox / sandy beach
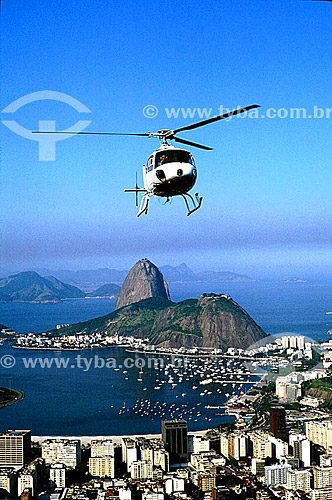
[32,428,209,445]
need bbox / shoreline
[0,387,24,409]
[32,428,209,445]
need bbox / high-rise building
[89,457,115,478]
[251,458,265,475]
[286,469,311,493]
[320,455,332,467]
[264,464,291,486]
[306,421,332,450]
[130,460,153,480]
[220,433,229,459]
[249,431,272,459]
[228,433,248,460]
[0,469,16,495]
[122,439,138,472]
[281,336,305,350]
[41,439,81,468]
[311,488,332,500]
[268,434,289,460]
[270,407,287,441]
[313,466,332,489]
[161,420,188,462]
[0,430,31,469]
[197,473,216,492]
[18,469,37,497]
[192,436,210,454]
[289,432,311,467]
[165,477,185,494]
[91,440,115,458]
[50,463,66,488]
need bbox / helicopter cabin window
[147,157,154,172]
[155,150,193,167]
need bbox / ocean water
[0,281,331,435]
[1,281,332,339]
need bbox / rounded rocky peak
[115,259,170,310]
[198,293,232,305]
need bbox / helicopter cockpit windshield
[155,150,194,168]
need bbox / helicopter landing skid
[137,193,151,217]
[180,192,203,216]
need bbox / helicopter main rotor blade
[173,137,213,151]
[172,104,260,134]
[32,131,150,136]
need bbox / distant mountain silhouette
[86,283,121,298]
[0,271,85,303]
[33,264,255,288]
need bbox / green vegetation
[51,297,172,337]
[202,293,256,323]
[301,376,332,411]
[0,271,84,302]
[48,293,266,350]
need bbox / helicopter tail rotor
[135,172,139,208]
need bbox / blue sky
[1,0,332,278]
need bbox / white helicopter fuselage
[143,145,197,197]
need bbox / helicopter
[34,104,260,216]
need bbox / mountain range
[27,263,254,290]
[0,272,120,303]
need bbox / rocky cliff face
[149,294,266,349]
[55,293,266,350]
[115,259,170,310]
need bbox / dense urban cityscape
[2,334,332,500]
[2,1,332,500]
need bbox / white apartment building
[0,469,16,494]
[0,430,31,469]
[289,432,311,467]
[89,457,115,478]
[320,455,332,467]
[306,421,332,450]
[220,433,229,459]
[192,436,210,454]
[268,435,289,460]
[18,468,37,496]
[130,460,153,480]
[42,439,81,468]
[122,439,138,472]
[228,433,248,460]
[165,477,185,494]
[281,336,305,350]
[50,463,66,488]
[264,464,292,486]
[311,488,332,500]
[91,440,115,458]
[286,469,311,493]
[313,466,332,489]
[249,431,272,459]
